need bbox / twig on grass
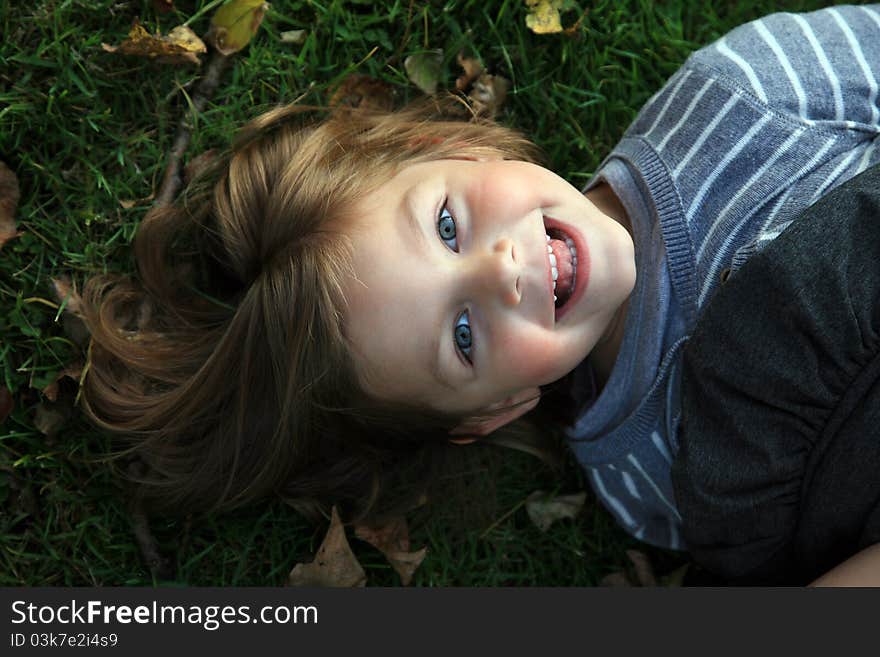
[154,50,230,209]
[128,46,234,580]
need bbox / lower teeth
[555,260,577,309]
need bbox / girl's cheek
[494,333,565,384]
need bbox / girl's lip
[542,215,590,323]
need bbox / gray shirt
[565,4,880,549]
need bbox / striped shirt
[565,5,880,550]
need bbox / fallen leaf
[50,276,84,317]
[455,52,484,92]
[524,0,564,35]
[0,161,20,251]
[287,507,366,587]
[50,276,91,347]
[280,29,306,45]
[354,515,427,586]
[102,20,206,66]
[152,0,174,13]
[468,72,509,119]
[119,192,155,209]
[207,0,269,56]
[327,74,395,111]
[525,490,586,532]
[0,388,13,425]
[404,49,443,95]
[165,25,208,59]
[41,363,84,403]
[184,149,219,185]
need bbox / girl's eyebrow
[401,189,457,392]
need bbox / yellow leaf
[101,20,206,66]
[208,0,269,56]
[524,0,564,35]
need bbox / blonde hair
[80,94,558,523]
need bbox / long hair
[80,94,565,524]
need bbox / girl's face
[340,157,635,434]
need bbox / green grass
[0,0,845,586]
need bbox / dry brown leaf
[0,161,21,251]
[50,276,84,317]
[455,52,484,92]
[468,72,509,119]
[525,490,586,532]
[287,507,366,587]
[118,192,155,209]
[525,0,564,35]
[50,276,91,347]
[354,515,427,586]
[102,20,206,67]
[0,387,13,425]
[184,149,219,185]
[327,74,395,111]
[42,363,84,403]
[206,0,269,56]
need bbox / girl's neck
[590,297,630,392]
[584,182,633,393]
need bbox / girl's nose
[467,237,521,306]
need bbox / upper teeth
[546,233,578,297]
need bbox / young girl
[81,5,880,582]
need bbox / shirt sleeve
[690,5,880,133]
[672,162,880,584]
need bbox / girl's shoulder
[687,5,880,131]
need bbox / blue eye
[454,310,473,363]
[437,203,458,251]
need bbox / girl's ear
[448,387,541,443]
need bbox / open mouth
[545,225,578,317]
